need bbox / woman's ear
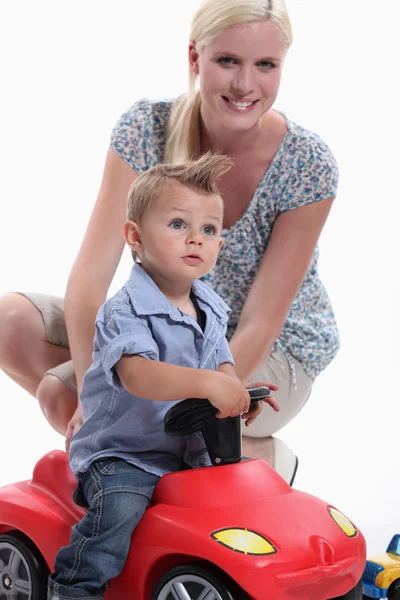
[123,220,143,253]
[189,40,200,75]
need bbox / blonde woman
[0,0,339,485]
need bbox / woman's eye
[258,61,275,69]
[169,220,185,230]
[217,56,236,66]
[203,225,216,235]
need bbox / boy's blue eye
[203,225,216,235]
[169,220,185,230]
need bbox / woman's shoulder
[267,112,339,209]
[112,97,174,135]
[110,97,177,172]
[282,114,337,167]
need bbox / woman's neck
[199,106,273,156]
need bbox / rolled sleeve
[218,336,235,367]
[95,310,159,390]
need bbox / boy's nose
[187,232,203,245]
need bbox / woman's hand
[65,403,83,453]
[241,381,279,427]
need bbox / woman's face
[190,20,286,133]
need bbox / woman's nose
[231,65,254,95]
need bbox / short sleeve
[95,310,160,390]
[110,98,172,174]
[218,336,235,367]
[279,134,339,213]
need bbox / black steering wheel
[164,386,270,436]
[164,386,271,466]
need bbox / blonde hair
[165,0,293,165]
[126,152,233,260]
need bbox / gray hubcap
[156,573,226,600]
[0,542,31,599]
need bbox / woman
[0,0,339,484]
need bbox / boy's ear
[217,238,223,252]
[123,220,142,253]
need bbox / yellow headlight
[211,528,277,555]
[328,508,357,537]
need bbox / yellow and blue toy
[362,534,400,598]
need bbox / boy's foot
[241,435,298,486]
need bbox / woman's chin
[220,113,263,133]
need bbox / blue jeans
[47,458,160,600]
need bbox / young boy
[47,153,279,600]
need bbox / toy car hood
[142,458,365,598]
[366,553,400,569]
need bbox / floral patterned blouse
[111,98,339,381]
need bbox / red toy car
[0,392,365,600]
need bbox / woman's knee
[0,293,44,366]
[37,374,77,433]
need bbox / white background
[0,0,399,557]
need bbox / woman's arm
[229,198,334,381]
[64,148,139,394]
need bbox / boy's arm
[116,355,251,418]
[217,335,239,379]
[98,311,235,405]
[116,355,216,401]
[117,333,238,399]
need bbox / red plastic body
[0,451,366,599]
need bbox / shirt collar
[191,278,231,321]
[124,263,230,323]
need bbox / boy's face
[125,181,224,284]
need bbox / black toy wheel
[152,564,235,600]
[0,531,49,599]
[387,579,400,600]
[331,578,363,599]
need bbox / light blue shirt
[69,263,234,478]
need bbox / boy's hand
[241,381,280,427]
[207,372,251,418]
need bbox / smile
[223,96,258,111]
